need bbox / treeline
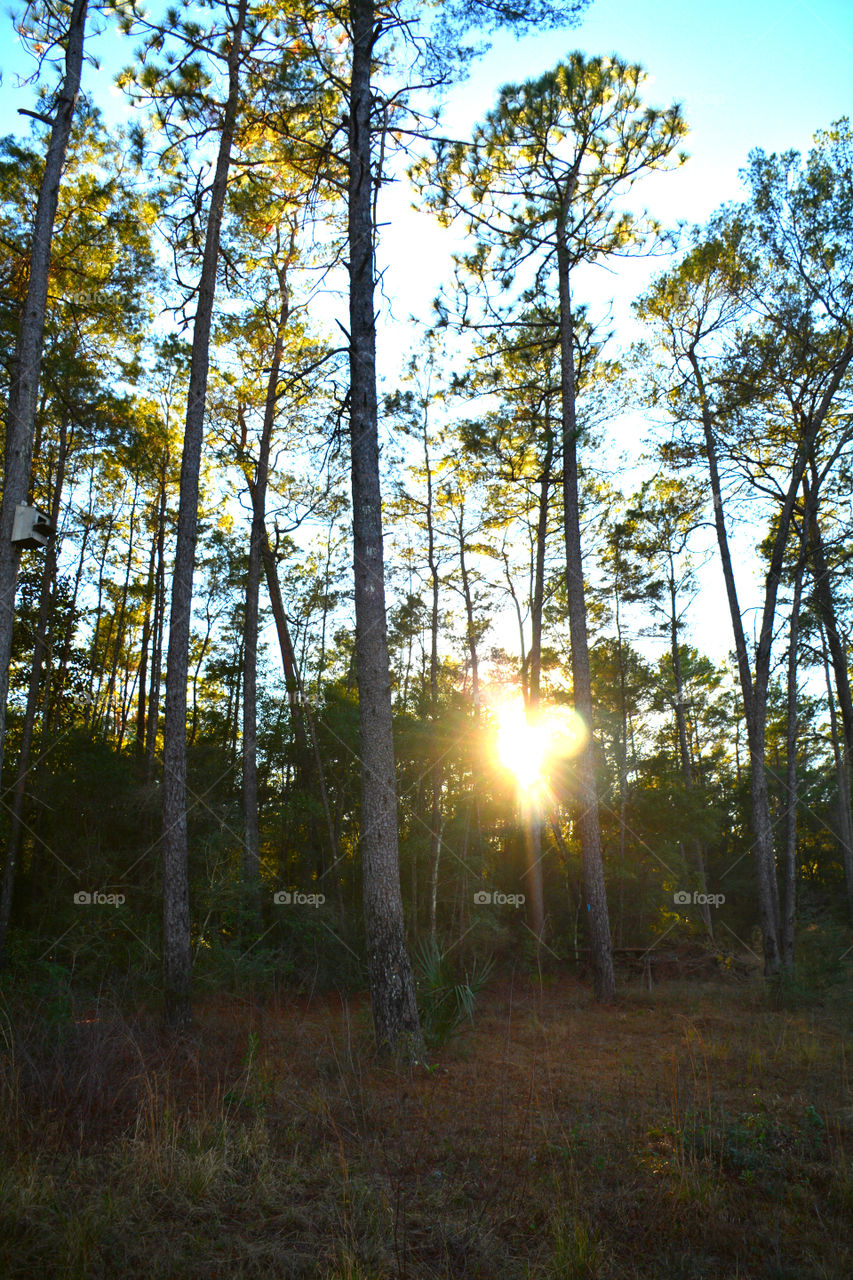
[0,0,851,1050]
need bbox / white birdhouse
[11,503,53,549]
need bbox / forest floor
[1,966,851,1279]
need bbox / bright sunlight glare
[494,702,588,793]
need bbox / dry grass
[0,971,850,1278]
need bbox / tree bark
[257,526,344,917]
[613,575,630,948]
[102,478,139,738]
[523,435,553,949]
[347,0,422,1056]
[0,0,88,786]
[781,552,806,970]
[556,205,614,1002]
[87,510,115,730]
[241,274,289,934]
[668,562,712,940]
[458,515,481,718]
[45,467,93,734]
[688,337,853,973]
[808,505,853,770]
[135,509,159,758]
[820,625,853,926]
[161,0,247,1030]
[688,351,781,972]
[145,455,168,781]
[0,417,69,964]
[423,409,445,942]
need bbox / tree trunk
[241,274,289,934]
[87,510,114,729]
[256,529,344,919]
[423,411,445,942]
[458,517,481,718]
[161,0,247,1030]
[135,512,159,758]
[347,0,422,1057]
[808,506,853,770]
[820,625,853,926]
[668,563,712,940]
[781,552,806,970]
[0,417,69,964]
[145,455,168,781]
[229,638,243,766]
[0,0,88,787]
[240,547,262,929]
[316,523,336,695]
[556,205,614,1002]
[427,770,445,942]
[524,436,553,949]
[687,352,781,972]
[689,339,853,973]
[613,582,630,948]
[102,478,139,739]
[45,467,93,734]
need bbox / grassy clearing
[0,969,850,1279]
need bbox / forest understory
[1,967,851,1279]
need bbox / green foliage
[770,921,853,1008]
[412,936,494,1047]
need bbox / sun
[495,705,549,789]
[493,701,587,793]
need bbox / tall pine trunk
[241,273,289,935]
[556,204,615,1002]
[135,511,159,759]
[161,0,247,1029]
[668,567,712,940]
[808,504,853,815]
[347,0,422,1056]
[256,525,342,915]
[0,0,88,787]
[781,555,805,970]
[145,455,168,781]
[423,412,444,943]
[820,625,853,926]
[688,354,782,972]
[688,340,853,973]
[524,434,553,949]
[0,418,69,963]
[458,517,481,718]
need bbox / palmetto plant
[411,936,494,1048]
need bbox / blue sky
[388,0,853,332]
[465,0,853,205]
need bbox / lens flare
[496,705,548,789]
[493,701,587,792]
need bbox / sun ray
[492,700,588,796]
